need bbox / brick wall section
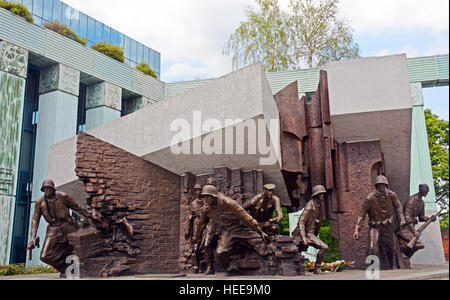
[74,132,181,277]
[442,228,449,262]
[335,141,387,269]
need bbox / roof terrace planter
[91,41,125,63]
[0,1,33,23]
[44,21,87,46]
[136,62,158,79]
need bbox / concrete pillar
[0,40,28,265]
[409,82,446,266]
[86,81,122,130]
[123,96,154,116]
[28,63,80,265]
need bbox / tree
[289,0,360,68]
[224,0,360,71]
[425,109,449,214]
[223,0,293,72]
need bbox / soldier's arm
[392,193,406,226]
[418,201,428,223]
[29,201,42,248]
[355,199,370,235]
[63,193,91,220]
[193,209,209,243]
[273,196,284,223]
[298,204,312,242]
[404,200,417,232]
[242,195,259,210]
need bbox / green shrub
[136,62,158,79]
[319,220,340,263]
[0,264,57,277]
[0,1,33,22]
[441,213,449,229]
[44,21,87,46]
[91,41,125,63]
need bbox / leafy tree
[223,0,293,72]
[289,0,360,68]
[424,109,449,214]
[224,0,360,71]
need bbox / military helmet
[194,184,202,190]
[312,185,327,197]
[264,184,276,191]
[201,185,218,198]
[41,179,56,192]
[375,175,389,186]
[206,177,217,186]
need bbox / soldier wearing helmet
[194,184,271,274]
[353,175,407,269]
[27,179,96,275]
[243,184,284,236]
[185,183,205,273]
[292,185,329,274]
[397,184,437,259]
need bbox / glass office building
[12,0,161,77]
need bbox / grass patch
[0,264,58,277]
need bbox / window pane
[156,52,161,74]
[70,10,80,35]
[22,0,33,12]
[143,47,149,66]
[136,43,143,64]
[103,25,110,43]
[124,36,131,59]
[118,33,124,48]
[33,0,43,18]
[52,0,62,22]
[79,12,87,38]
[61,2,70,26]
[87,16,95,43]
[95,20,103,42]
[130,39,137,62]
[43,0,53,22]
[110,29,117,46]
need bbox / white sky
[63,0,449,83]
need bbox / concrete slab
[49,63,290,205]
[1,264,448,280]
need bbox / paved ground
[1,264,448,280]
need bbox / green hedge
[136,62,158,79]
[91,41,125,63]
[44,21,87,46]
[0,264,57,277]
[0,1,33,22]
[319,220,340,263]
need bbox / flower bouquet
[305,260,355,273]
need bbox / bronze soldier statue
[353,175,407,269]
[27,180,96,274]
[243,184,284,236]
[185,184,204,273]
[293,185,329,274]
[194,184,271,273]
[397,184,437,258]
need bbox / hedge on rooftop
[0,1,33,22]
[44,21,87,46]
[91,41,125,63]
[136,62,158,79]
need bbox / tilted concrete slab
[49,63,291,205]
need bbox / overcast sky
[62,0,449,119]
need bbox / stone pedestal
[0,40,28,265]
[28,63,80,265]
[86,81,122,130]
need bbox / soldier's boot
[314,248,328,275]
[205,264,215,275]
[204,248,215,275]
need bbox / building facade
[0,4,448,267]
